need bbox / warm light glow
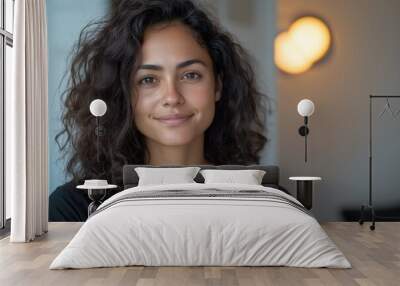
[290,17,331,62]
[274,32,312,75]
[275,16,331,74]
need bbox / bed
[49,165,350,269]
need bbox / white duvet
[50,183,351,269]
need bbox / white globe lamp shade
[297,99,315,117]
[90,99,107,117]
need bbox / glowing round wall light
[275,16,332,74]
[275,32,312,74]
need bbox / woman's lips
[155,114,194,126]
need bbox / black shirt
[48,181,119,222]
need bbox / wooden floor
[0,222,399,286]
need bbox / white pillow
[200,169,266,185]
[135,167,201,186]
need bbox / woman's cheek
[184,81,215,106]
[133,93,157,127]
[189,90,217,128]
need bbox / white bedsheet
[50,183,351,269]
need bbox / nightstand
[77,181,118,216]
[289,177,321,210]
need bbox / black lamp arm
[95,117,106,163]
[298,116,309,162]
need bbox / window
[1,0,14,231]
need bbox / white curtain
[7,0,49,242]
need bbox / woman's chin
[157,138,195,147]
[154,133,199,147]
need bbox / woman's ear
[216,91,221,102]
[215,76,222,102]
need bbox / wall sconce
[275,16,332,74]
[89,99,107,163]
[297,99,315,162]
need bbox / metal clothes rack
[359,95,400,230]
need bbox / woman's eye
[183,72,201,80]
[139,76,158,86]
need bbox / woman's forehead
[139,22,213,68]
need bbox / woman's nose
[162,82,184,106]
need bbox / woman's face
[132,21,220,147]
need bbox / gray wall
[278,0,400,220]
[47,0,109,193]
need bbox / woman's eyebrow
[138,64,162,71]
[138,59,207,71]
[177,59,207,69]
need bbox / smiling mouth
[155,114,194,126]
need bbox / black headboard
[123,165,284,191]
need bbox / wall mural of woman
[49,0,269,221]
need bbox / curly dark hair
[56,0,269,186]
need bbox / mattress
[50,183,351,269]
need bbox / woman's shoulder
[49,181,88,203]
[49,181,90,222]
[51,181,78,193]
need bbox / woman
[49,0,268,221]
